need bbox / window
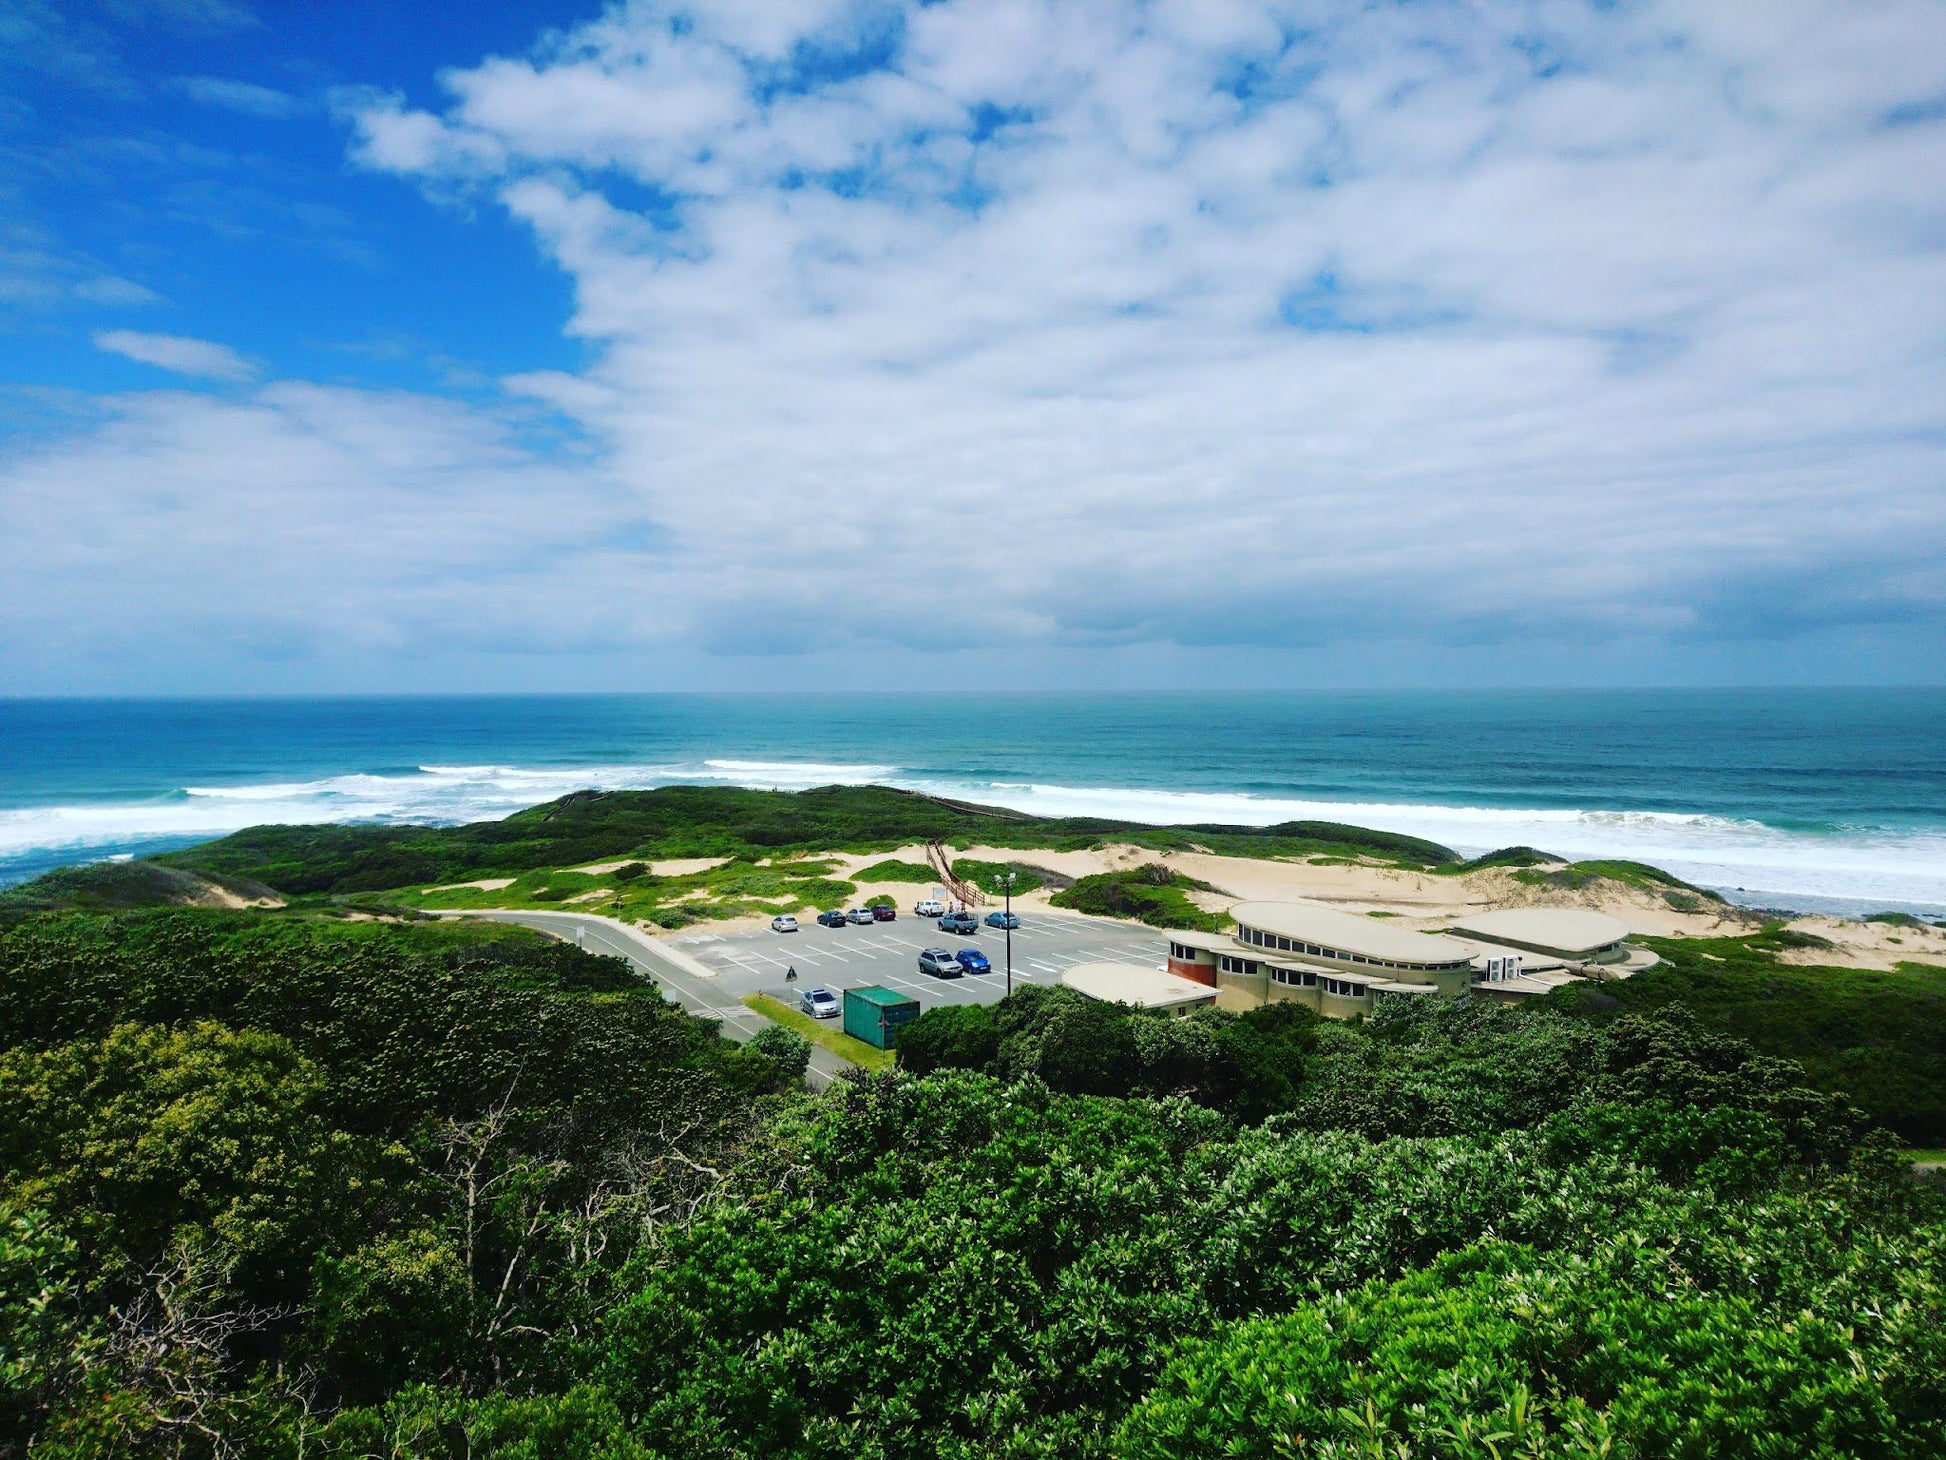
[1278,935,1291,951]
[1301,969,1316,986]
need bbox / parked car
[937,912,978,935]
[871,904,897,922]
[846,907,876,925]
[799,986,840,1019]
[917,948,964,978]
[955,947,992,974]
[816,910,847,928]
[914,898,946,917]
[984,910,1021,930]
[771,914,799,933]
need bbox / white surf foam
[4,761,1943,912]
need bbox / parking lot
[670,908,1170,1013]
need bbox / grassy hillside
[1549,925,1946,1143]
[0,858,282,912]
[152,784,1459,900]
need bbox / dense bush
[1549,925,1946,1142]
[3,906,1941,1459]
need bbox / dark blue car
[955,947,992,974]
[816,910,848,928]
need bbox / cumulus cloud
[92,330,256,381]
[9,0,1946,686]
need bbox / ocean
[2,690,1942,915]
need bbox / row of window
[1236,924,1466,972]
[1168,941,1203,961]
[1219,955,1371,999]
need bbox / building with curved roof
[1444,908,1632,963]
[1164,901,1476,1018]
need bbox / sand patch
[566,888,614,904]
[1774,915,1946,972]
[567,857,732,877]
[423,877,515,893]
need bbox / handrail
[926,839,986,908]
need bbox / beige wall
[1215,969,1267,1013]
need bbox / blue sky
[3,0,1945,694]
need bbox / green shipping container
[843,985,920,1050]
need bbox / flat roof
[1062,962,1219,1009]
[1445,908,1630,954]
[1230,901,1473,965]
[845,985,918,1008]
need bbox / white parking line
[1026,959,1063,973]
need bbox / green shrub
[1050,869,1228,932]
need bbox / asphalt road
[669,908,1170,1010]
[444,905,1172,1083]
[447,908,858,1088]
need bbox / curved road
[441,909,857,1088]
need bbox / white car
[845,907,876,925]
[914,898,946,917]
[771,914,799,933]
[799,986,841,1019]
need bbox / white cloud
[172,74,305,118]
[9,0,1946,688]
[92,330,257,381]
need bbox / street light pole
[1004,871,1014,997]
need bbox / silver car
[917,948,964,979]
[799,986,841,1019]
[771,914,799,933]
[845,907,875,925]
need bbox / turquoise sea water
[2,691,1942,914]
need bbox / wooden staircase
[926,840,985,908]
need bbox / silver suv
[917,948,964,979]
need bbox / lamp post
[1003,871,1015,997]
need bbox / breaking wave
[4,760,1944,913]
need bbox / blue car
[985,911,1021,930]
[955,947,992,974]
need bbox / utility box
[843,985,920,1049]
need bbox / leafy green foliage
[3,895,1941,1459]
[1119,1238,1932,1460]
[1549,927,1946,1142]
[1050,866,1230,931]
[747,1025,813,1085]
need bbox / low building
[1061,962,1219,1017]
[1443,908,1632,964]
[1170,902,1475,1019]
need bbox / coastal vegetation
[1547,925,1946,1144]
[1049,864,1230,932]
[0,899,1941,1456]
[150,785,1460,904]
